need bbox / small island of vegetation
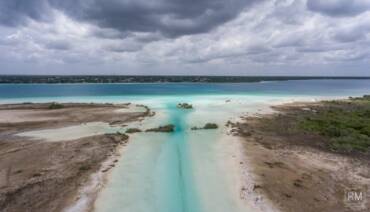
[177,103,193,109]
[125,128,142,134]
[146,124,175,133]
[191,123,219,130]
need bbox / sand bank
[0,103,148,212]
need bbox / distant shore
[1,75,369,84]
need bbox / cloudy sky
[0,0,370,76]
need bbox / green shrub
[177,103,193,109]
[126,128,142,133]
[360,126,370,136]
[146,124,175,132]
[191,123,219,130]
[79,165,91,171]
[48,102,64,109]
[331,135,370,152]
[203,123,218,129]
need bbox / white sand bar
[17,122,122,142]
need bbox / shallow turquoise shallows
[1,80,370,212]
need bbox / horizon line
[1,75,370,78]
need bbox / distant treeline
[0,75,369,84]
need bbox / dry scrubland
[235,96,370,212]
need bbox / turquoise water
[1,80,370,100]
[154,104,201,212]
[93,95,254,212]
[1,80,370,212]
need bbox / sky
[0,0,370,76]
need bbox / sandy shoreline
[0,103,149,212]
[64,135,129,212]
[216,132,279,212]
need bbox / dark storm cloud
[307,0,370,17]
[0,0,260,37]
[51,0,261,37]
[0,0,52,27]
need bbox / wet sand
[0,103,148,212]
[235,102,370,212]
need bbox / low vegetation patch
[238,95,370,156]
[48,102,64,110]
[146,124,175,133]
[79,164,91,171]
[125,128,142,134]
[299,97,370,152]
[114,132,129,141]
[191,123,219,130]
[177,103,193,109]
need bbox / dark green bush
[48,102,64,109]
[146,124,175,132]
[203,123,218,129]
[126,128,142,133]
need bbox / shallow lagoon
[94,96,276,212]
